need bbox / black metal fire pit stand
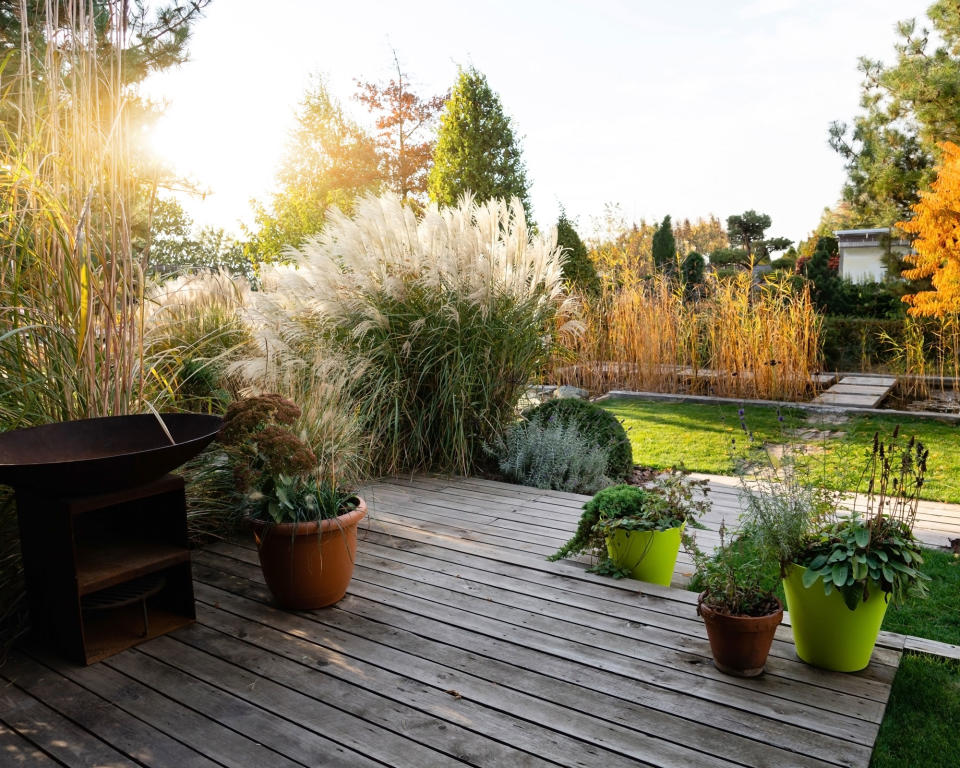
[15,474,196,665]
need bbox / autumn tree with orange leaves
[900,141,960,316]
[356,52,447,204]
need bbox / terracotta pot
[698,596,783,678]
[250,498,367,609]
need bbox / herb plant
[693,524,781,617]
[525,398,633,480]
[486,414,612,495]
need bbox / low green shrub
[527,398,633,480]
[821,317,907,370]
[549,470,707,564]
[487,416,611,495]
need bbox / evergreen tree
[803,237,845,313]
[651,215,676,271]
[682,251,705,286]
[555,210,600,294]
[726,210,791,263]
[829,0,960,225]
[428,67,531,218]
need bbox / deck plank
[5,474,911,768]
[2,652,218,768]
[190,567,849,768]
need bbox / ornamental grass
[550,272,822,402]
[235,193,579,477]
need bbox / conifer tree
[428,67,531,218]
[651,215,676,271]
[556,210,600,294]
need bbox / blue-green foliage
[489,415,612,495]
[527,398,633,480]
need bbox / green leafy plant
[263,473,359,525]
[549,469,707,567]
[693,525,781,617]
[795,428,931,609]
[486,415,612,494]
[741,421,931,610]
[526,398,633,480]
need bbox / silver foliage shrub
[490,416,612,495]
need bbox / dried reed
[550,273,822,401]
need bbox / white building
[834,228,912,283]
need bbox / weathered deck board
[1,475,911,767]
[811,376,896,408]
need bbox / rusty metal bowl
[0,413,222,496]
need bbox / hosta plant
[794,428,930,609]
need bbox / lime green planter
[783,563,890,672]
[605,522,684,586]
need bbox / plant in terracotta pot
[218,394,367,609]
[693,524,783,677]
[742,426,930,672]
[549,468,707,586]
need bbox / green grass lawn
[870,654,960,768]
[882,548,960,644]
[601,397,960,504]
[873,549,960,768]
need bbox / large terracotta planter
[698,596,783,677]
[783,563,890,672]
[605,522,685,586]
[251,498,367,609]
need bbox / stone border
[595,389,960,424]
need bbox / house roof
[834,228,890,236]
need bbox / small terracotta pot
[698,596,783,678]
[250,498,367,610]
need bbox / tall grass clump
[551,273,821,401]
[880,316,960,402]
[236,192,578,476]
[143,271,251,413]
[0,5,146,430]
[0,3,217,650]
[0,2,150,649]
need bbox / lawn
[601,397,960,504]
[870,654,960,768]
[871,549,959,768]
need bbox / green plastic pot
[783,563,890,672]
[605,522,684,586]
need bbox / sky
[143,0,932,245]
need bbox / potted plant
[742,427,929,672]
[549,468,707,586]
[218,394,367,609]
[693,523,783,677]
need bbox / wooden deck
[0,475,909,767]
